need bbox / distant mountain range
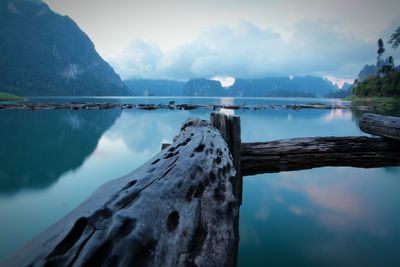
[124,79,185,96]
[0,0,354,98]
[357,65,377,82]
[357,64,400,82]
[0,0,129,96]
[126,76,339,97]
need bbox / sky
[44,0,400,86]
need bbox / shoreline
[0,102,352,111]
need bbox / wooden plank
[3,119,239,267]
[241,136,400,176]
[359,113,400,141]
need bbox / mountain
[183,78,227,96]
[0,0,129,96]
[182,76,337,97]
[324,82,353,98]
[0,108,121,194]
[324,87,352,98]
[124,79,185,96]
[341,82,352,91]
[229,76,336,97]
[357,65,377,82]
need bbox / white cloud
[109,21,399,80]
[108,39,162,79]
[211,75,236,87]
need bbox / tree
[381,56,394,74]
[377,38,385,76]
[388,26,400,49]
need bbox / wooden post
[3,119,239,267]
[210,112,242,205]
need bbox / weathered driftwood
[210,112,242,205]
[359,113,400,141]
[3,119,239,267]
[241,136,400,176]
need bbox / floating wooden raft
[3,118,241,267]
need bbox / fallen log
[359,113,400,141]
[3,119,239,267]
[241,136,400,176]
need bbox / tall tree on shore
[377,38,385,76]
[388,26,400,49]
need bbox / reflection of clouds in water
[323,109,352,122]
[220,97,235,106]
[289,205,305,216]
[104,111,180,154]
[63,113,82,129]
[239,224,262,247]
[274,195,284,203]
[305,184,363,218]
[255,207,269,221]
[92,136,126,159]
[220,108,235,116]
[220,97,235,116]
[271,169,389,236]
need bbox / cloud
[109,20,398,80]
[108,39,163,79]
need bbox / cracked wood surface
[359,113,400,141]
[3,119,239,267]
[241,136,400,176]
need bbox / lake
[0,97,399,266]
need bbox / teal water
[0,97,399,266]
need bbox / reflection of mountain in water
[0,109,121,195]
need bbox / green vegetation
[350,28,400,99]
[352,72,400,97]
[388,26,400,49]
[0,92,25,101]
[346,95,400,116]
[0,0,129,96]
[377,38,385,74]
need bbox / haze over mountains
[125,76,338,97]
[0,0,367,97]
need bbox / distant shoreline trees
[388,26,400,49]
[377,38,385,77]
[351,27,399,98]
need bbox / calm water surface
[0,97,399,266]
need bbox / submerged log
[3,119,239,267]
[359,113,400,141]
[241,136,400,176]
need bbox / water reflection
[219,97,236,116]
[104,110,200,154]
[323,109,353,122]
[239,167,400,267]
[0,109,121,194]
[0,97,399,265]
